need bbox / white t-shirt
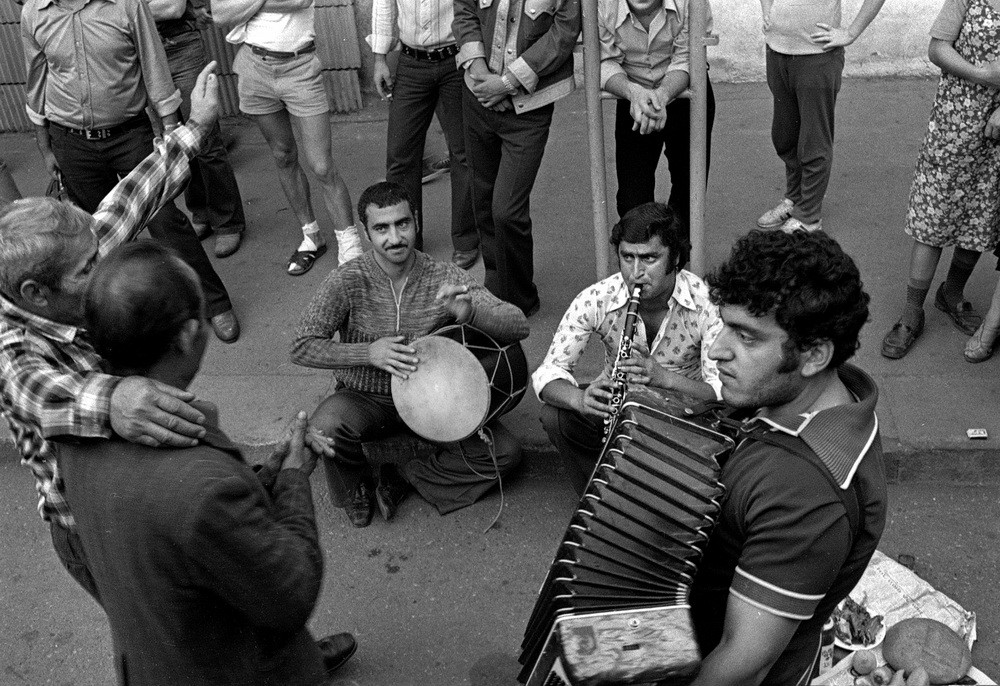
[764,0,841,55]
[243,5,315,50]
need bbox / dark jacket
[60,407,326,686]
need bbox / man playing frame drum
[292,181,529,528]
[689,229,887,685]
[533,202,723,494]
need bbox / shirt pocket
[522,0,558,41]
[524,0,558,20]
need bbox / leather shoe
[345,478,374,527]
[192,222,212,240]
[881,312,923,359]
[210,310,240,343]
[214,232,242,258]
[316,632,357,676]
[452,248,480,270]
[934,283,981,335]
[375,464,411,521]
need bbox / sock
[942,247,980,305]
[297,221,322,252]
[903,280,930,327]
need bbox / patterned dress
[905,0,1000,251]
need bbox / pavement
[2,76,1000,684]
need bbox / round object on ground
[882,618,972,685]
[391,335,489,442]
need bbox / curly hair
[357,181,414,228]
[707,230,870,369]
[610,202,690,270]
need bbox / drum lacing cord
[459,426,505,533]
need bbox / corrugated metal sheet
[0,2,21,22]
[200,25,239,74]
[315,4,361,70]
[323,69,362,113]
[0,24,26,84]
[315,0,355,8]
[0,84,29,132]
[217,73,241,117]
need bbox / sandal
[287,244,327,276]
[964,323,1000,363]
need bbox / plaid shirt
[0,124,203,527]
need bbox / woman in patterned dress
[881,0,1000,360]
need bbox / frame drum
[391,324,528,442]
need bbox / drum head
[391,335,490,442]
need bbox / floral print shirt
[532,269,723,401]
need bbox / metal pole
[688,0,709,275]
[582,0,609,280]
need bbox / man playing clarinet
[689,229,887,685]
[532,201,722,494]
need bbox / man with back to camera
[533,201,723,494]
[368,0,479,268]
[292,181,529,527]
[687,229,887,685]
[211,0,365,275]
[597,0,716,239]
[60,240,355,685]
[755,0,885,233]
[20,0,240,341]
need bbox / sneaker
[335,226,364,265]
[374,464,411,521]
[779,217,823,233]
[345,478,374,528]
[757,198,795,229]
[421,157,451,184]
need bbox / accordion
[519,389,733,686]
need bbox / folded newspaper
[813,550,990,686]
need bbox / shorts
[233,45,330,118]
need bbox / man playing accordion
[532,201,723,494]
[690,229,887,685]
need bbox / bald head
[84,241,204,374]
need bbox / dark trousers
[50,520,103,606]
[311,388,521,514]
[386,52,476,252]
[463,87,553,315]
[49,122,233,317]
[766,47,844,224]
[163,30,246,237]
[539,402,604,496]
[614,79,716,242]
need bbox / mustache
[385,243,408,250]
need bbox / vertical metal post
[582,0,609,280]
[688,0,708,274]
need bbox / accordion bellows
[519,389,733,686]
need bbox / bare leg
[252,110,318,233]
[290,112,354,230]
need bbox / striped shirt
[369,0,456,53]
[291,250,529,396]
[0,124,204,527]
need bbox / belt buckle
[85,128,109,141]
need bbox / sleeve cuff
[152,89,183,118]
[600,61,626,90]
[457,41,486,68]
[173,123,203,156]
[78,373,122,438]
[531,365,578,402]
[26,105,47,127]
[369,34,397,53]
[666,61,690,75]
[508,56,538,93]
[730,566,823,622]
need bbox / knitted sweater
[291,251,530,397]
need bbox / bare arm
[930,37,1000,88]
[810,0,886,50]
[539,378,616,419]
[689,594,801,686]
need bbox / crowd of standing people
[1,0,999,683]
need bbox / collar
[40,0,111,8]
[367,248,428,282]
[753,364,880,488]
[615,0,676,30]
[0,293,82,344]
[191,399,244,461]
[606,270,700,313]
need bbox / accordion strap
[741,427,862,545]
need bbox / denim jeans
[163,30,246,235]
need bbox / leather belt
[400,43,459,62]
[248,42,316,59]
[49,113,148,141]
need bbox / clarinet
[604,286,642,437]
